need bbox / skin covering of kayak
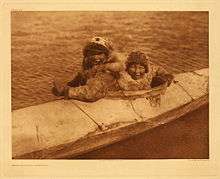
[12,68,208,159]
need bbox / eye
[129,66,136,72]
[140,66,145,70]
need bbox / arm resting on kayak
[52,72,87,97]
[67,71,87,87]
[66,72,115,102]
[67,67,101,87]
[152,64,174,87]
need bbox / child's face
[89,53,107,66]
[128,64,146,80]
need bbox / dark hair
[126,51,149,73]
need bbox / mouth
[131,74,141,80]
[135,74,141,77]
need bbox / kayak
[12,68,209,159]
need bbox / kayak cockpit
[107,81,168,100]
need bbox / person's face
[89,53,107,66]
[128,64,146,80]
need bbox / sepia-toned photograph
[11,11,209,159]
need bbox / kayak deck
[12,68,209,159]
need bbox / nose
[135,67,141,75]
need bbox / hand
[163,74,174,86]
[52,79,65,96]
[155,74,174,87]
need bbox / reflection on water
[11,12,208,110]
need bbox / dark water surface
[11,11,208,110]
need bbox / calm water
[11,11,208,110]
